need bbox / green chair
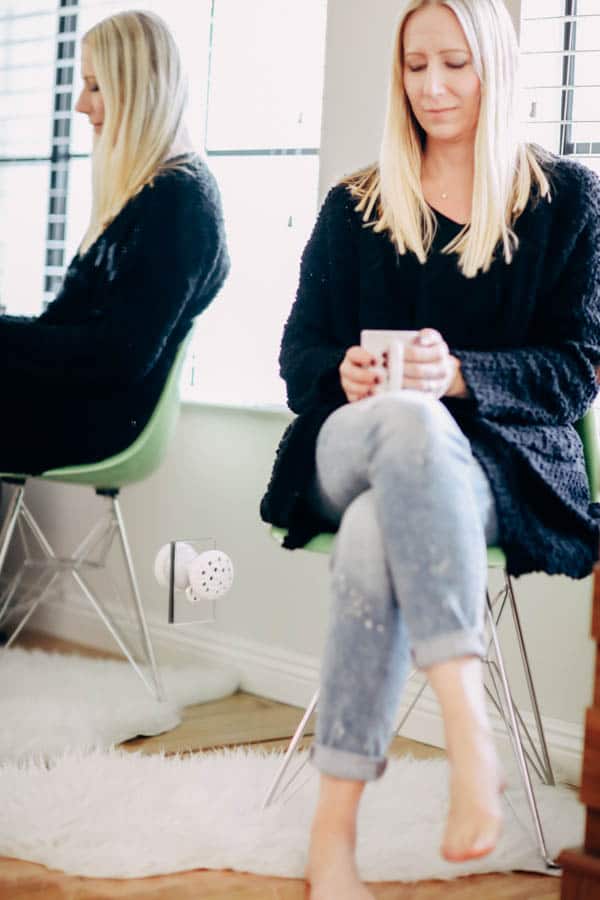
[0,336,192,701]
[263,409,600,869]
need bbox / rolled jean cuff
[412,628,486,670]
[310,743,387,782]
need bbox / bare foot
[307,827,374,900]
[442,729,504,862]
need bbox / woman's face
[402,4,481,145]
[75,42,105,134]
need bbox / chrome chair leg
[0,496,58,636]
[69,566,159,698]
[0,570,26,627]
[504,573,555,786]
[263,688,320,809]
[395,673,428,735]
[20,502,56,558]
[112,496,164,702]
[484,671,547,784]
[483,573,554,787]
[4,571,61,648]
[0,484,25,578]
[0,486,164,702]
[486,592,558,869]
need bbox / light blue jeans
[310,391,499,782]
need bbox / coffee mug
[360,329,419,394]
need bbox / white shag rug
[0,747,582,882]
[0,647,240,762]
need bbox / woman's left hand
[401,328,468,399]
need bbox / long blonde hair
[347,0,550,278]
[80,10,189,254]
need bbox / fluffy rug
[0,647,240,762]
[0,747,581,882]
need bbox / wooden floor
[0,633,562,900]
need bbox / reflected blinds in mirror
[0,1,59,314]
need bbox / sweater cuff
[453,349,509,419]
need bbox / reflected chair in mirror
[263,408,600,869]
[0,336,192,702]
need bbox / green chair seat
[271,525,507,567]
[576,412,600,502]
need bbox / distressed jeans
[310,391,499,782]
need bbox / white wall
[25,0,595,775]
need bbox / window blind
[0,2,56,314]
[521,0,600,174]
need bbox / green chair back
[37,335,191,490]
[271,407,600,569]
[576,407,600,502]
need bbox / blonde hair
[80,10,189,254]
[346,0,551,278]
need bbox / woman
[0,10,228,473]
[261,1,600,897]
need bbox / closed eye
[407,62,467,72]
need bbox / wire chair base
[0,483,164,701]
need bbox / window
[0,1,328,406]
[187,1,327,407]
[521,0,600,175]
[0,1,61,315]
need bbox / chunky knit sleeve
[279,185,354,414]
[454,167,600,426]
[0,164,229,385]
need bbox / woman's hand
[339,346,380,403]
[402,328,468,399]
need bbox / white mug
[360,329,419,394]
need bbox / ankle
[447,713,495,749]
[312,775,364,835]
[311,811,357,846]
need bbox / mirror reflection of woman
[0,11,228,473]
[261,1,600,897]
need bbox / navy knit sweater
[0,154,229,473]
[260,154,600,579]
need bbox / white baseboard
[27,592,583,785]
[27,590,320,707]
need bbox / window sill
[180,397,292,416]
